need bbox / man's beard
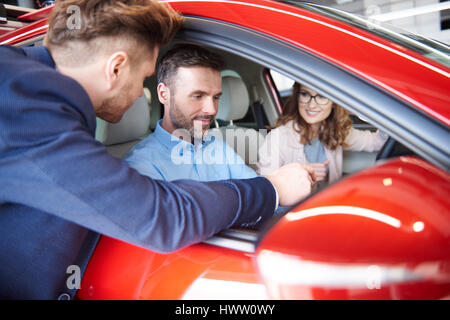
[169,99,214,141]
[97,82,134,123]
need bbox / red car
[1,0,449,300]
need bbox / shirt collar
[23,46,56,69]
[154,120,215,150]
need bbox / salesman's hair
[45,0,184,66]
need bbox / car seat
[95,95,151,159]
[210,75,265,170]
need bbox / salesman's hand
[264,162,314,207]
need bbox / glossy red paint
[1,0,449,125]
[17,4,53,21]
[256,156,450,299]
[78,236,266,300]
[0,19,47,45]
[77,156,449,300]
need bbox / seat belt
[251,100,268,130]
[250,86,269,131]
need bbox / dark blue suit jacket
[0,46,276,299]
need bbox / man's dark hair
[157,44,226,88]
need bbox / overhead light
[369,2,450,22]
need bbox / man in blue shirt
[126,45,258,182]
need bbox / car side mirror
[255,158,450,300]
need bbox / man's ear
[104,51,129,90]
[157,82,171,105]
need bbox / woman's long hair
[273,83,352,150]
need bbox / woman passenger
[257,83,388,184]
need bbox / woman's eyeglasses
[298,91,330,105]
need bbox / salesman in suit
[0,0,313,299]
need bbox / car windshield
[278,1,450,68]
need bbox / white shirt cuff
[273,186,279,212]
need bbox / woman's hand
[307,160,329,182]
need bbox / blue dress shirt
[125,120,258,181]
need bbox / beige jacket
[257,120,387,182]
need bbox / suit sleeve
[0,68,277,253]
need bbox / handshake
[264,160,329,206]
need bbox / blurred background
[1,0,55,9]
[305,0,449,44]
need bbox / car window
[269,70,379,131]
[264,72,412,177]
[269,70,294,106]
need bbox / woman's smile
[305,109,323,117]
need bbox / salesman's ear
[157,82,171,105]
[104,51,129,90]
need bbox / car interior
[95,42,414,180]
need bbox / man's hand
[264,162,314,207]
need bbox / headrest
[95,95,150,145]
[216,75,250,121]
